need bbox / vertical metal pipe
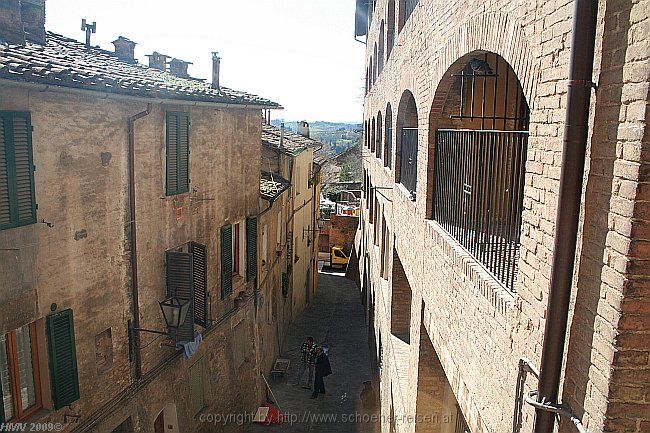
[127,103,152,381]
[534,1,598,430]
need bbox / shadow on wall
[561,2,631,430]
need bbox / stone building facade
[260,124,322,324]
[0,3,310,432]
[355,0,649,432]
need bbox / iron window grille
[433,129,527,290]
[432,53,529,291]
[398,127,418,199]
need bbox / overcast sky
[46,0,366,123]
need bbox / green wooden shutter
[246,216,258,282]
[221,224,233,299]
[190,242,208,328]
[178,113,190,193]
[0,111,36,230]
[46,309,80,410]
[165,112,190,196]
[166,251,195,342]
[189,358,204,415]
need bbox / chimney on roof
[211,52,221,90]
[112,36,136,63]
[147,52,169,71]
[297,121,310,138]
[280,123,285,147]
[0,0,46,45]
[170,58,192,78]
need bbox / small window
[276,211,282,245]
[295,165,301,196]
[0,322,42,422]
[0,111,37,231]
[165,112,190,196]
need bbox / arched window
[387,1,395,59]
[384,103,392,168]
[398,0,418,33]
[376,111,383,160]
[378,21,385,74]
[373,43,378,83]
[371,117,376,154]
[428,51,529,290]
[396,90,418,199]
[369,57,374,88]
[364,120,368,148]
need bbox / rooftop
[262,124,328,165]
[260,171,290,201]
[0,32,281,108]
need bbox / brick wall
[391,251,412,344]
[358,0,650,432]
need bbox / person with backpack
[311,345,332,399]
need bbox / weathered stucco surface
[0,83,268,432]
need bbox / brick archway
[431,12,539,114]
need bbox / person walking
[311,346,332,399]
[294,336,315,389]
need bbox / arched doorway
[428,51,529,290]
[396,90,418,199]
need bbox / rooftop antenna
[81,19,97,49]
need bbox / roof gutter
[0,78,283,110]
[533,1,598,432]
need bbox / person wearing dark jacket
[310,346,332,399]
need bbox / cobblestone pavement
[244,270,380,433]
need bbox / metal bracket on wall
[513,358,589,433]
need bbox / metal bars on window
[399,128,417,197]
[452,53,529,131]
[433,129,528,290]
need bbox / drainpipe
[534,1,598,432]
[127,104,152,380]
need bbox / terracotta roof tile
[0,32,281,108]
[260,171,290,201]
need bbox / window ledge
[425,220,515,317]
[396,183,416,205]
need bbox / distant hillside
[270,120,362,193]
[271,120,362,158]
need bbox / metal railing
[399,128,418,198]
[432,129,528,290]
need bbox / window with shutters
[165,242,208,335]
[165,112,190,196]
[45,310,80,410]
[221,224,234,299]
[189,358,205,415]
[0,111,36,231]
[246,216,258,282]
[0,322,42,422]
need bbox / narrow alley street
[245,270,379,433]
